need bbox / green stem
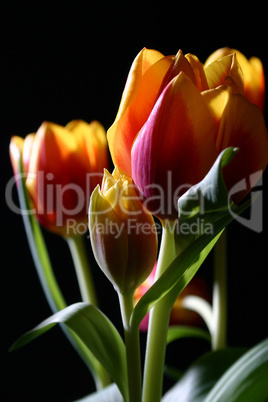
[66,235,98,306]
[182,295,214,335]
[66,235,111,388]
[142,222,176,402]
[119,292,142,402]
[212,229,227,350]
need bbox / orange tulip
[88,167,158,294]
[204,47,265,111]
[134,264,210,331]
[10,120,109,236]
[108,48,268,220]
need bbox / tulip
[108,48,268,220]
[131,72,218,219]
[10,120,109,236]
[88,167,158,295]
[134,264,210,331]
[204,47,265,111]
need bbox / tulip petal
[114,48,166,122]
[157,50,197,95]
[131,72,217,219]
[202,87,229,131]
[205,47,265,110]
[101,168,117,194]
[204,54,244,95]
[27,123,78,180]
[66,120,108,173]
[89,185,128,293]
[124,213,158,293]
[22,134,35,175]
[108,49,173,175]
[246,57,265,110]
[9,136,24,175]
[204,47,232,66]
[185,53,209,91]
[205,88,268,202]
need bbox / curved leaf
[178,147,238,221]
[162,348,246,402]
[205,338,268,402]
[167,325,211,345]
[10,303,128,401]
[130,230,222,330]
[16,148,66,312]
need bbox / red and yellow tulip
[108,48,268,220]
[10,120,109,236]
[88,167,158,294]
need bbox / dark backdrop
[2,3,268,401]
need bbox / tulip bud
[88,167,158,295]
[9,120,109,236]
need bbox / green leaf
[16,152,66,312]
[204,338,268,402]
[10,303,128,401]
[162,348,246,402]
[130,230,222,330]
[75,383,123,402]
[167,326,211,345]
[178,147,238,222]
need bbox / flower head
[88,167,158,295]
[10,120,109,236]
[108,48,268,220]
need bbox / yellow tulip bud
[88,167,158,295]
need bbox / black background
[2,3,268,401]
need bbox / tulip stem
[66,235,111,389]
[212,229,227,350]
[119,292,142,402]
[142,222,176,402]
[66,235,98,306]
